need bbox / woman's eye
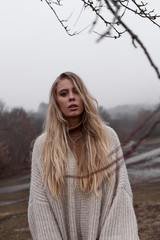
[60,92,67,97]
[74,89,79,94]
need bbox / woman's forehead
[56,78,76,91]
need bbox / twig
[124,118,160,159]
[117,0,160,28]
[65,108,160,179]
[122,105,160,146]
[104,0,160,78]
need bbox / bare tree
[0,141,11,176]
[42,0,160,78]
[0,108,36,167]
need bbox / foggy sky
[0,0,160,112]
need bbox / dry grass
[133,182,160,240]
[132,182,160,204]
[0,212,31,240]
[0,198,31,240]
[0,177,160,239]
[0,190,29,203]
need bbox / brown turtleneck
[67,121,84,161]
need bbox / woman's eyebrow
[58,87,76,92]
[58,88,69,92]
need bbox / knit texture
[28,126,139,240]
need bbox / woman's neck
[67,117,82,129]
[67,120,83,151]
[69,120,83,131]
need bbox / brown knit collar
[68,120,83,131]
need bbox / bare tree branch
[122,105,160,145]
[118,0,160,27]
[65,114,160,179]
[44,0,76,36]
[104,0,160,78]
[42,0,160,78]
[124,117,160,160]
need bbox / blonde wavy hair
[43,72,112,199]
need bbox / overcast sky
[0,0,160,112]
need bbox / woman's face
[56,78,84,125]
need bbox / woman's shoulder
[31,133,47,165]
[105,125,119,142]
[33,132,47,150]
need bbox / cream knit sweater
[28,126,139,240]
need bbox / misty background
[0,2,160,239]
[0,0,160,112]
[0,0,160,177]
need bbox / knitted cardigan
[28,126,139,240]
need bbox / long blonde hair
[43,72,112,199]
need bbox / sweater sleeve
[28,135,63,240]
[99,127,139,240]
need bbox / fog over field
[0,0,160,111]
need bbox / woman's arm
[28,135,63,240]
[99,127,139,240]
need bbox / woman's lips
[68,104,78,110]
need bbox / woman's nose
[69,91,75,100]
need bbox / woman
[28,72,139,239]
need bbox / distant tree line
[0,102,36,177]
[99,105,160,144]
[0,100,159,178]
